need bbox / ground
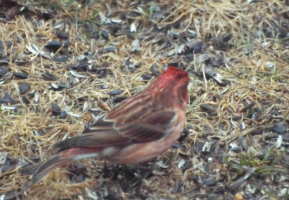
[0,0,289,199]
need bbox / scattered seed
[67,76,74,87]
[50,82,59,90]
[104,46,119,52]
[54,31,69,39]
[97,69,106,78]
[230,177,245,189]
[112,96,127,103]
[185,54,194,61]
[271,123,287,134]
[141,73,152,80]
[150,64,160,76]
[1,104,18,110]
[130,23,137,33]
[43,71,57,81]
[85,187,98,200]
[200,104,216,114]
[240,122,246,130]
[239,102,255,112]
[205,66,229,86]
[52,56,69,63]
[203,177,216,186]
[191,41,202,53]
[13,72,28,79]
[248,128,263,135]
[0,40,4,57]
[45,41,69,52]
[251,111,260,120]
[19,82,30,94]
[276,135,283,148]
[172,143,185,149]
[77,63,92,71]
[34,91,40,103]
[4,93,16,104]
[0,58,9,64]
[59,111,67,119]
[0,66,9,78]
[22,96,30,104]
[107,89,123,95]
[131,39,140,52]
[6,41,12,49]
[42,11,54,20]
[57,82,66,88]
[102,29,109,40]
[51,102,61,115]
[265,62,274,70]
[67,111,82,118]
[178,159,185,168]
[0,97,9,103]
[178,128,190,142]
[231,146,243,153]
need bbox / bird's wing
[116,111,176,141]
[54,111,177,152]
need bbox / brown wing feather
[54,116,131,152]
[54,110,176,152]
[117,111,176,141]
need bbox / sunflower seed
[141,74,152,80]
[104,46,119,52]
[13,72,28,79]
[22,96,30,104]
[102,29,109,40]
[0,66,9,78]
[51,102,61,115]
[52,56,69,63]
[59,111,67,119]
[178,159,185,168]
[107,89,123,95]
[19,82,30,94]
[151,64,160,76]
[43,71,57,81]
[4,93,16,104]
[45,41,69,52]
[34,91,40,103]
[276,135,283,148]
[54,31,69,39]
[130,23,137,33]
[271,123,287,134]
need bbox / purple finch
[20,66,190,185]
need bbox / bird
[20,66,190,185]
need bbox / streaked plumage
[20,66,190,185]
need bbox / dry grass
[0,0,289,199]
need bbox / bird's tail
[20,147,100,185]
[20,153,72,185]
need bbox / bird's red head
[161,66,189,84]
[152,66,189,88]
[149,66,190,106]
